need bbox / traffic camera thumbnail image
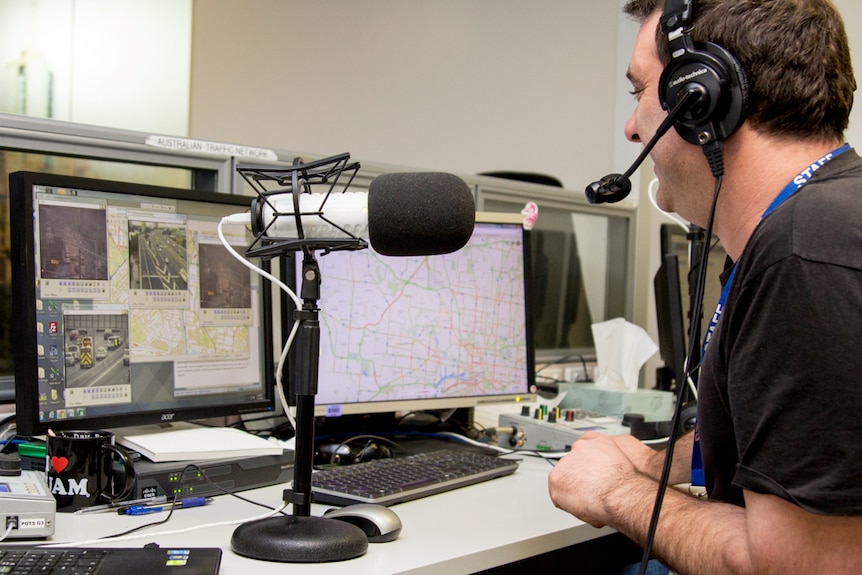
[39,203,108,280]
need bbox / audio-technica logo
[669,67,708,88]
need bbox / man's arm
[616,430,694,484]
[548,434,862,574]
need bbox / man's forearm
[638,431,695,484]
[605,471,750,575]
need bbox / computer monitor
[10,171,276,437]
[288,212,536,418]
[653,253,688,392]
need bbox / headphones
[315,440,393,466]
[658,0,749,146]
[584,0,749,204]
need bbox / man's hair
[623,0,856,141]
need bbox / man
[548,1,862,573]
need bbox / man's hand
[548,432,647,528]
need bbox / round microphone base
[231,514,369,563]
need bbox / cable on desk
[36,462,290,547]
[103,497,180,540]
[177,463,289,514]
[433,431,566,463]
[312,428,568,469]
[41,502,289,549]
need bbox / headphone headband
[661,0,694,34]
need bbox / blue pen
[124,497,211,515]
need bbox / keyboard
[311,448,520,506]
[0,546,222,575]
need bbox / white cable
[0,421,17,445]
[649,178,698,402]
[648,177,690,232]
[434,431,567,459]
[685,375,699,401]
[682,355,699,402]
[435,431,510,453]
[218,216,300,432]
[0,523,13,543]
[41,503,289,548]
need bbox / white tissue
[590,317,658,392]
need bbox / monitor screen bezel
[284,211,537,418]
[10,171,276,437]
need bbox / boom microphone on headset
[245,171,476,257]
[585,87,704,204]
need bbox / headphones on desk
[315,439,393,466]
[658,0,749,146]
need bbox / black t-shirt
[698,148,862,515]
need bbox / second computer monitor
[290,212,536,417]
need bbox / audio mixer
[497,406,629,452]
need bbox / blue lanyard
[700,143,850,359]
[690,143,850,487]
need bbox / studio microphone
[585,87,704,204]
[248,171,476,257]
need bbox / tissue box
[558,383,674,420]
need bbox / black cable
[177,463,286,513]
[535,353,591,381]
[106,461,286,540]
[534,353,593,398]
[637,151,724,575]
[104,501,179,540]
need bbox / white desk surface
[43,453,613,574]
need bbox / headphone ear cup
[659,41,749,145]
[354,442,392,463]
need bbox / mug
[45,430,136,512]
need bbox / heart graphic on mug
[50,456,69,474]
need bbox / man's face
[624,13,710,224]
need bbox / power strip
[497,409,629,452]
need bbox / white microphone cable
[648,178,698,402]
[218,214,300,432]
[648,177,690,233]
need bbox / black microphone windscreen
[585,174,632,204]
[368,172,476,256]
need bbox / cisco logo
[161,413,176,421]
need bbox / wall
[188,0,628,194]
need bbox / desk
[45,454,620,574]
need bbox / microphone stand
[230,155,370,563]
[291,254,323,520]
[231,250,368,562]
